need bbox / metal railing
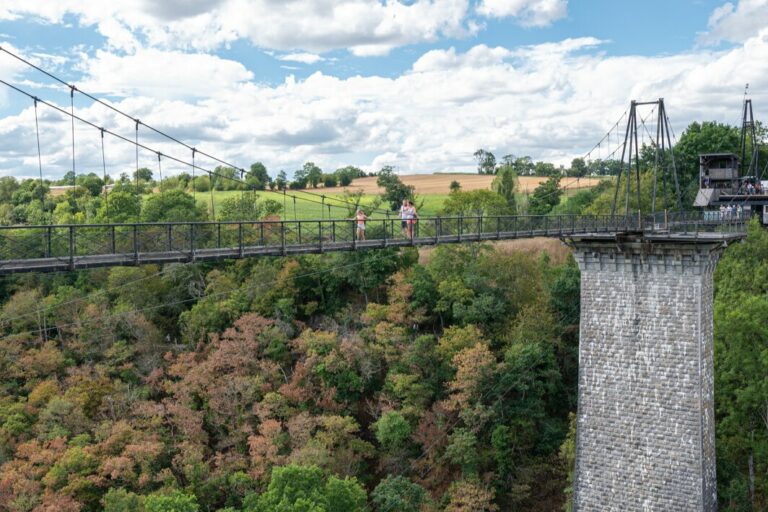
[0,212,747,274]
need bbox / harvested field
[332,174,604,195]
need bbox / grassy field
[183,173,609,221]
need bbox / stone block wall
[571,236,724,512]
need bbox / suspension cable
[134,119,140,196]
[32,97,44,198]
[69,86,76,203]
[100,128,108,221]
[0,45,245,173]
[157,152,164,194]
[191,148,197,204]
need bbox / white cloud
[0,0,478,56]
[700,0,768,45]
[77,49,254,99]
[4,29,768,179]
[278,53,324,65]
[477,0,568,27]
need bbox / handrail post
[458,215,463,242]
[133,224,139,265]
[352,220,357,250]
[383,219,388,247]
[260,223,265,246]
[664,209,668,231]
[434,217,439,245]
[478,215,483,241]
[46,226,52,257]
[319,221,324,252]
[68,225,75,270]
[544,215,548,235]
[496,216,501,240]
[298,221,302,245]
[190,224,195,261]
[111,225,116,254]
[238,223,244,257]
[167,224,172,252]
[217,223,222,248]
[281,222,286,255]
[332,221,336,242]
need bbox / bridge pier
[569,233,738,512]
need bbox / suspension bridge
[0,46,750,276]
[0,44,759,511]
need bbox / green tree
[335,166,363,187]
[218,194,282,221]
[713,221,768,510]
[96,190,141,223]
[570,158,587,177]
[103,488,144,512]
[0,176,19,203]
[534,161,557,176]
[373,411,412,450]
[449,180,461,192]
[491,164,517,211]
[323,174,338,188]
[76,172,104,197]
[254,464,367,512]
[140,190,207,222]
[213,166,241,191]
[248,162,270,190]
[376,166,415,211]
[276,170,288,190]
[144,490,199,512]
[441,189,512,216]
[371,476,429,512]
[527,176,562,215]
[674,121,740,204]
[133,167,153,183]
[474,149,496,175]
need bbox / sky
[0,0,767,180]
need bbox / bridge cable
[191,148,197,204]
[135,119,140,197]
[157,152,164,194]
[69,86,77,210]
[32,97,46,219]
[0,46,246,174]
[100,128,108,221]
[210,170,216,220]
[2,78,392,222]
[1,77,263,208]
[290,188,391,215]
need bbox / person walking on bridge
[399,199,410,238]
[406,201,418,239]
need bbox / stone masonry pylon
[570,233,733,511]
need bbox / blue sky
[0,0,766,179]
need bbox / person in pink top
[355,208,368,241]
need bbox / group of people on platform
[354,199,419,241]
[719,204,744,219]
[742,181,763,195]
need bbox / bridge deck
[0,213,746,274]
